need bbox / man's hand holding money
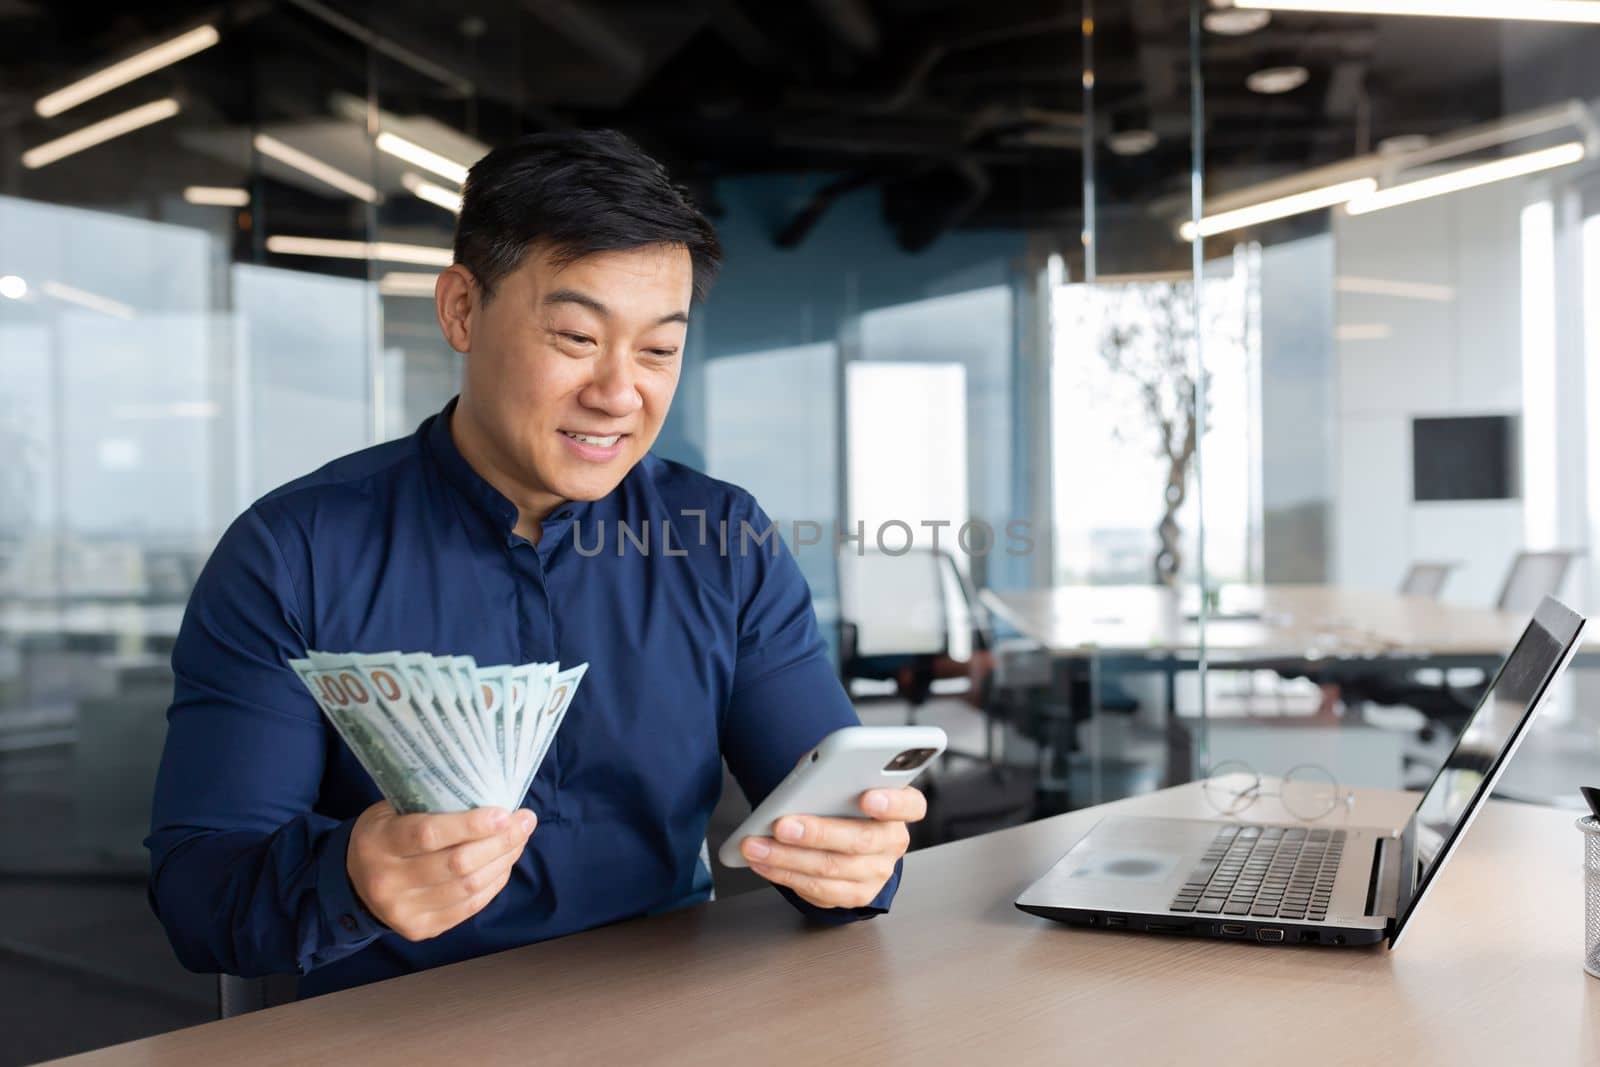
[346,802,537,941]
[290,650,583,938]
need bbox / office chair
[837,546,1012,774]
[217,973,298,1019]
[837,548,990,723]
[1398,561,1457,600]
[1495,550,1581,613]
[1345,548,1583,743]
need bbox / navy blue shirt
[147,397,898,996]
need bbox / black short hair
[453,129,722,304]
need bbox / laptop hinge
[1365,836,1399,919]
[1395,823,1418,913]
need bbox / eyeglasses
[1200,760,1354,822]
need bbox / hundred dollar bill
[290,658,466,813]
[501,665,530,809]
[306,651,476,812]
[290,658,419,810]
[406,652,497,785]
[353,651,498,806]
[447,656,488,771]
[473,665,515,794]
[508,663,556,804]
[516,662,589,804]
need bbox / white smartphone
[717,725,947,868]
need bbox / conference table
[50,779,1599,1065]
[979,583,1539,664]
[977,583,1587,791]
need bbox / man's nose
[580,348,644,417]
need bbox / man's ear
[435,264,479,354]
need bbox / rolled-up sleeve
[145,505,383,977]
[718,498,902,923]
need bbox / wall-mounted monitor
[1411,415,1520,502]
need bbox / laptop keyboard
[1168,825,1346,922]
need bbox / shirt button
[339,914,359,933]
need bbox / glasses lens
[1282,763,1340,820]
[1201,760,1259,815]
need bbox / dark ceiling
[2,0,1596,254]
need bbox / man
[147,129,925,996]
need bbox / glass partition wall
[1050,1,1216,809]
[0,5,1084,1057]
[0,5,531,1057]
[1189,2,1600,810]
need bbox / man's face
[453,243,692,507]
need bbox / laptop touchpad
[1071,848,1178,883]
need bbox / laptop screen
[1391,596,1585,945]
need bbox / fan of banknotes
[289,651,588,814]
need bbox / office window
[1051,261,1258,586]
[845,362,970,562]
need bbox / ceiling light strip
[35,24,219,118]
[1195,100,1585,219]
[253,134,379,203]
[1383,101,1590,173]
[1335,275,1455,301]
[1232,0,1600,24]
[183,185,249,207]
[1181,178,1377,239]
[39,280,135,319]
[265,236,453,266]
[372,242,453,266]
[402,172,463,214]
[22,98,181,169]
[377,132,469,185]
[377,272,441,297]
[1335,323,1394,341]
[1345,142,1586,215]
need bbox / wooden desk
[981,583,1535,661]
[54,783,1600,1065]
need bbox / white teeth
[562,431,621,447]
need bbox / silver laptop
[1016,595,1586,948]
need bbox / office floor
[0,884,210,1066]
[0,729,214,1066]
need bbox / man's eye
[560,332,595,346]
[647,348,678,358]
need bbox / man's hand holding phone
[739,786,927,909]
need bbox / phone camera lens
[883,748,933,772]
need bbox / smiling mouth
[559,430,625,447]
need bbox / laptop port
[1103,915,1127,929]
[1256,928,1285,943]
[1145,920,1193,934]
[1297,931,1319,944]
[1219,923,1247,936]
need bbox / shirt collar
[422,395,593,546]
